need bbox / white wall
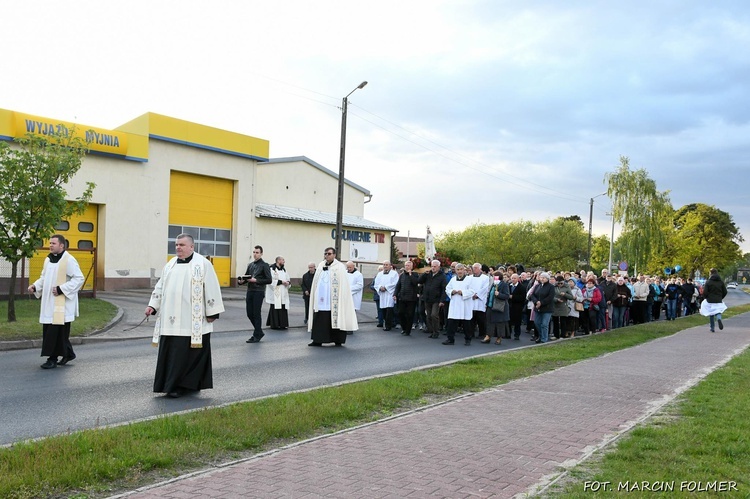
[256,159,365,216]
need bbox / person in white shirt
[373,260,399,330]
[346,261,364,311]
[467,263,490,339]
[443,264,475,345]
[28,235,84,369]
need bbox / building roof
[255,203,397,232]
[265,156,371,196]
[394,236,425,258]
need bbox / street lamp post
[608,211,615,273]
[587,192,607,271]
[335,80,368,258]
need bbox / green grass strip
[548,320,750,497]
[1,305,749,498]
[0,299,118,341]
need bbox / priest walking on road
[28,234,84,369]
[145,233,224,398]
[307,247,358,347]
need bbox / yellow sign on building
[11,111,129,157]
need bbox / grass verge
[545,322,750,498]
[1,305,749,498]
[0,299,118,341]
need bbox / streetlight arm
[345,81,368,99]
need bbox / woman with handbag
[566,278,584,338]
[483,271,510,344]
[552,276,574,339]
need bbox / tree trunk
[7,259,18,322]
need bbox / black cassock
[153,334,213,394]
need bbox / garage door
[168,171,233,287]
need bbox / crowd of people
[368,261,730,346]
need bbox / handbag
[574,301,584,312]
[492,298,506,312]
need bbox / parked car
[727,282,738,289]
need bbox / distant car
[727,282,738,289]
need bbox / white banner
[350,242,379,262]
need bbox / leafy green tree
[532,217,587,270]
[589,234,611,273]
[390,236,400,264]
[605,156,672,271]
[665,203,743,277]
[436,217,587,270]
[0,132,94,322]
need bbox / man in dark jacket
[681,279,697,316]
[395,261,420,336]
[599,271,617,330]
[238,245,273,343]
[419,260,447,339]
[509,273,528,340]
[700,268,728,332]
[531,272,555,343]
[301,262,316,325]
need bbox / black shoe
[430,333,439,339]
[334,342,343,347]
[247,336,262,343]
[166,391,181,398]
[441,339,454,345]
[58,353,76,366]
[376,324,383,328]
[308,342,322,347]
[384,327,392,331]
[513,336,520,340]
[535,339,542,344]
[401,331,411,336]
[464,339,471,346]
[718,319,724,330]
[41,359,57,369]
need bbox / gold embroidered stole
[190,260,205,348]
[151,257,206,348]
[52,253,70,325]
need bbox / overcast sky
[3,1,748,254]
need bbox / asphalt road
[1,287,748,447]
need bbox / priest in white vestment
[443,263,475,345]
[467,263,490,339]
[146,234,224,398]
[265,256,291,329]
[28,234,84,369]
[307,247,358,346]
[346,261,364,311]
[373,260,399,330]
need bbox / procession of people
[27,232,734,399]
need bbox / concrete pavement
[111,311,750,498]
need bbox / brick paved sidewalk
[116,314,750,498]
